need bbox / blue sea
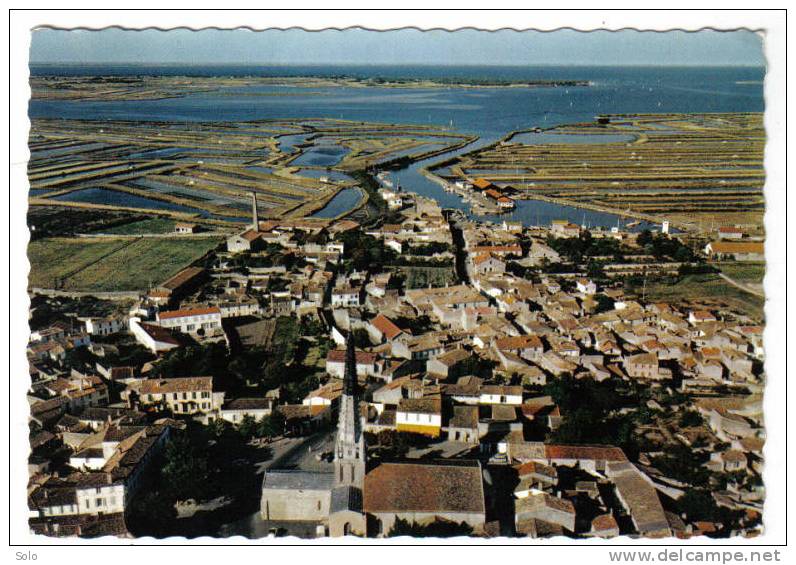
[28,64,765,227]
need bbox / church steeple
[343,334,357,397]
[334,334,365,488]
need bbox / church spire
[334,333,365,489]
[344,333,357,397]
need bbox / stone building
[260,337,367,537]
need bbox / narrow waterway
[382,135,662,232]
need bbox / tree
[268,410,286,437]
[207,417,232,439]
[637,229,654,247]
[679,410,704,427]
[594,294,615,313]
[238,414,257,439]
[161,435,209,501]
[351,328,372,348]
[674,245,696,263]
[650,444,711,487]
[388,517,473,538]
[255,414,276,439]
[676,488,745,532]
[126,491,177,537]
[153,343,231,380]
[587,260,606,280]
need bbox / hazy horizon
[29,28,765,67]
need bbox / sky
[29,27,765,67]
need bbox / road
[718,273,765,299]
[255,428,336,474]
[446,211,470,284]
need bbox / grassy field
[643,273,764,321]
[100,217,177,235]
[28,236,222,292]
[395,266,457,289]
[28,238,130,289]
[717,262,766,284]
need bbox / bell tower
[334,337,365,487]
[329,336,367,537]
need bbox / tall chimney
[250,191,259,230]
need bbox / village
[26,176,766,540]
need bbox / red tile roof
[158,267,205,291]
[326,349,377,365]
[364,461,485,514]
[494,334,543,351]
[545,444,628,462]
[371,313,403,340]
[138,377,214,394]
[158,306,221,320]
[240,229,262,242]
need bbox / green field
[644,273,764,321]
[100,217,177,235]
[28,236,221,292]
[28,238,130,289]
[717,262,766,285]
[395,266,457,289]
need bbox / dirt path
[718,273,765,299]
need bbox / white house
[479,385,523,405]
[129,317,180,353]
[331,286,360,308]
[218,398,274,424]
[396,398,442,437]
[74,476,127,516]
[471,253,506,275]
[127,377,225,416]
[325,349,380,378]
[82,316,127,336]
[157,306,223,336]
[576,278,597,295]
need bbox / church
[260,338,487,538]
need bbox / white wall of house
[479,393,523,405]
[396,411,441,427]
[331,292,360,308]
[158,312,222,334]
[129,317,178,354]
[75,484,126,516]
[219,407,271,424]
[84,317,127,336]
[68,455,107,471]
